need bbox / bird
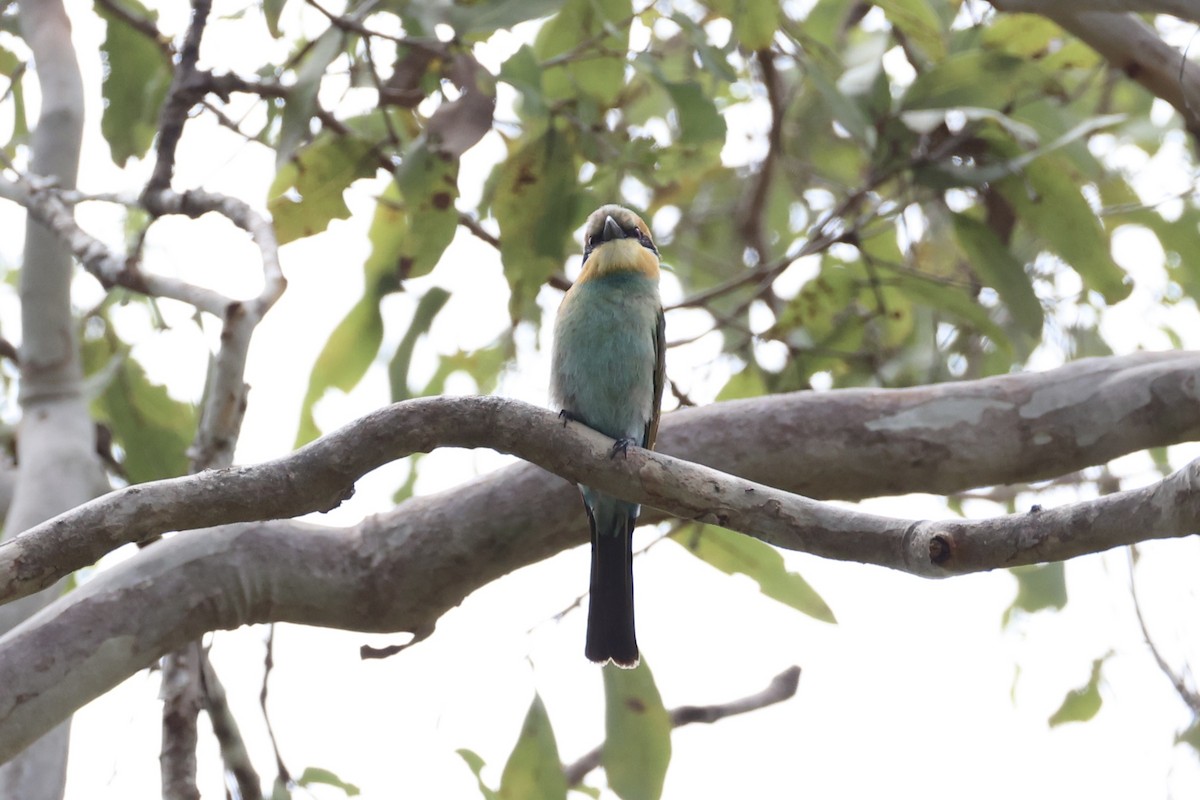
[550,204,665,667]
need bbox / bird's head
[578,204,659,282]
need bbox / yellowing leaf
[268,133,377,244]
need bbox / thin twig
[739,47,784,263]
[563,665,802,786]
[1128,547,1200,714]
[145,0,212,196]
[260,625,292,791]
[200,652,264,800]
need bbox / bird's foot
[610,437,637,459]
[559,409,585,427]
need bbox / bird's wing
[644,306,666,451]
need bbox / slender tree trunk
[0,3,104,798]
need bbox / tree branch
[1,350,1198,607]
[991,0,1200,23]
[1129,548,1200,715]
[144,0,211,196]
[990,3,1200,134]
[200,653,264,800]
[0,352,1197,761]
[160,641,203,800]
[563,665,801,786]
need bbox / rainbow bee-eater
[551,204,665,667]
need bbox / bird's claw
[559,409,584,427]
[610,437,637,459]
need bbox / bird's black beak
[601,215,626,242]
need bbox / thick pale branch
[1,351,1198,608]
[0,352,1198,761]
[992,0,1200,22]
[990,3,1200,133]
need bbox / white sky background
[0,1,1197,798]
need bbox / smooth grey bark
[0,3,105,799]
[989,2,1200,133]
[0,351,1198,762]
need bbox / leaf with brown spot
[602,658,671,800]
[364,141,460,286]
[490,125,580,321]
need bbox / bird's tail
[584,493,639,667]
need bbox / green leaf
[806,64,874,147]
[0,44,27,150]
[294,294,383,446]
[1002,562,1067,627]
[446,0,567,38]
[668,12,737,82]
[364,142,460,283]
[875,0,945,63]
[388,287,451,401]
[950,213,1043,339]
[715,364,767,401]
[981,13,1063,58]
[263,0,288,37]
[670,525,836,624]
[996,154,1131,304]
[895,273,1012,356]
[1048,656,1107,727]
[87,351,197,484]
[97,0,172,166]
[534,0,631,107]
[661,80,726,146]
[1176,718,1200,754]
[457,749,500,800]
[296,766,361,796]
[268,133,378,244]
[602,659,671,800]
[702,0,780,50]
[418,340,511,397]
[278,25,347,167]
[491,127,580,320]
[901,51,1045,113]
[498,695,567,800]
[499,45,545,115]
